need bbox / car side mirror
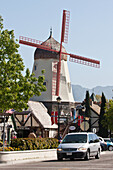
[89,140,93,143]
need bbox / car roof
[98,136,104,139]
[67,132,95,135]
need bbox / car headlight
[77,147,87,151]
[57,148,62,151]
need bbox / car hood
[107,142,113,145]
[58,143,87,149]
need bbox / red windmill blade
[19,10,100,97]
[56,10,70,96]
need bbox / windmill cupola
[34,30,67,61]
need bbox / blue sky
[1,0,113,89]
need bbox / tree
[98,92,108,137]
[85,91,91,117]
[103,100,113,132]
[95,95,101,102]
[0,16,46,113]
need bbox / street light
[56,96,62,142]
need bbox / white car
[57,132,101,161]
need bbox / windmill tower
[32,29,74,101]
[19,10,100,115]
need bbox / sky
[1,0,113,89]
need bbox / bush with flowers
[10,137,59,151]
[0,141,3,147]
[0,146,14,151]
[0,138,59,151]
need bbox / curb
[0,149,57,165]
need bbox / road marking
[1,167,113,169]
[58,169,70,170]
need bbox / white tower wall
[32,59,53,101]
[31,58,74,103]
[59,60,74,102]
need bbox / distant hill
[72,85,113,102]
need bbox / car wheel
[84,150,90,160]
[95,150,100,159]
[108,145,113,151]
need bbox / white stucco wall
[32,59,54,101]
[31,58,74,102]
[59,60,74,102]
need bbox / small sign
[93,128,96,133]
[69,126,76,131]
[80,121,89,131]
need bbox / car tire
[95,150,100,159]
[84,150,90,160]
[108,145,113,151]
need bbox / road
[0,151,113,170]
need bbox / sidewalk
[0,149,57,166]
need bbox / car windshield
[111,138,113,142]
[62,134,87,143]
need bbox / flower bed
[0,138,59,151]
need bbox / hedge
[0,138,59,151]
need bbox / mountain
[72,85,113,102]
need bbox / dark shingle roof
[34,34,67,61]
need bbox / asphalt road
[0,151,113,170]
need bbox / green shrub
[11,138,26,148]
[0,141,3,147]
[10,137,58,151]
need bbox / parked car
[98,136,107,151]
[57,132,101,161]
[104,138,113,151]
[110,138,113,143]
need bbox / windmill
[19,10,100,98]
[19,10,100,116]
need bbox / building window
[43,82,46,86]
[68,82,71,93]
[34,65,37,70]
